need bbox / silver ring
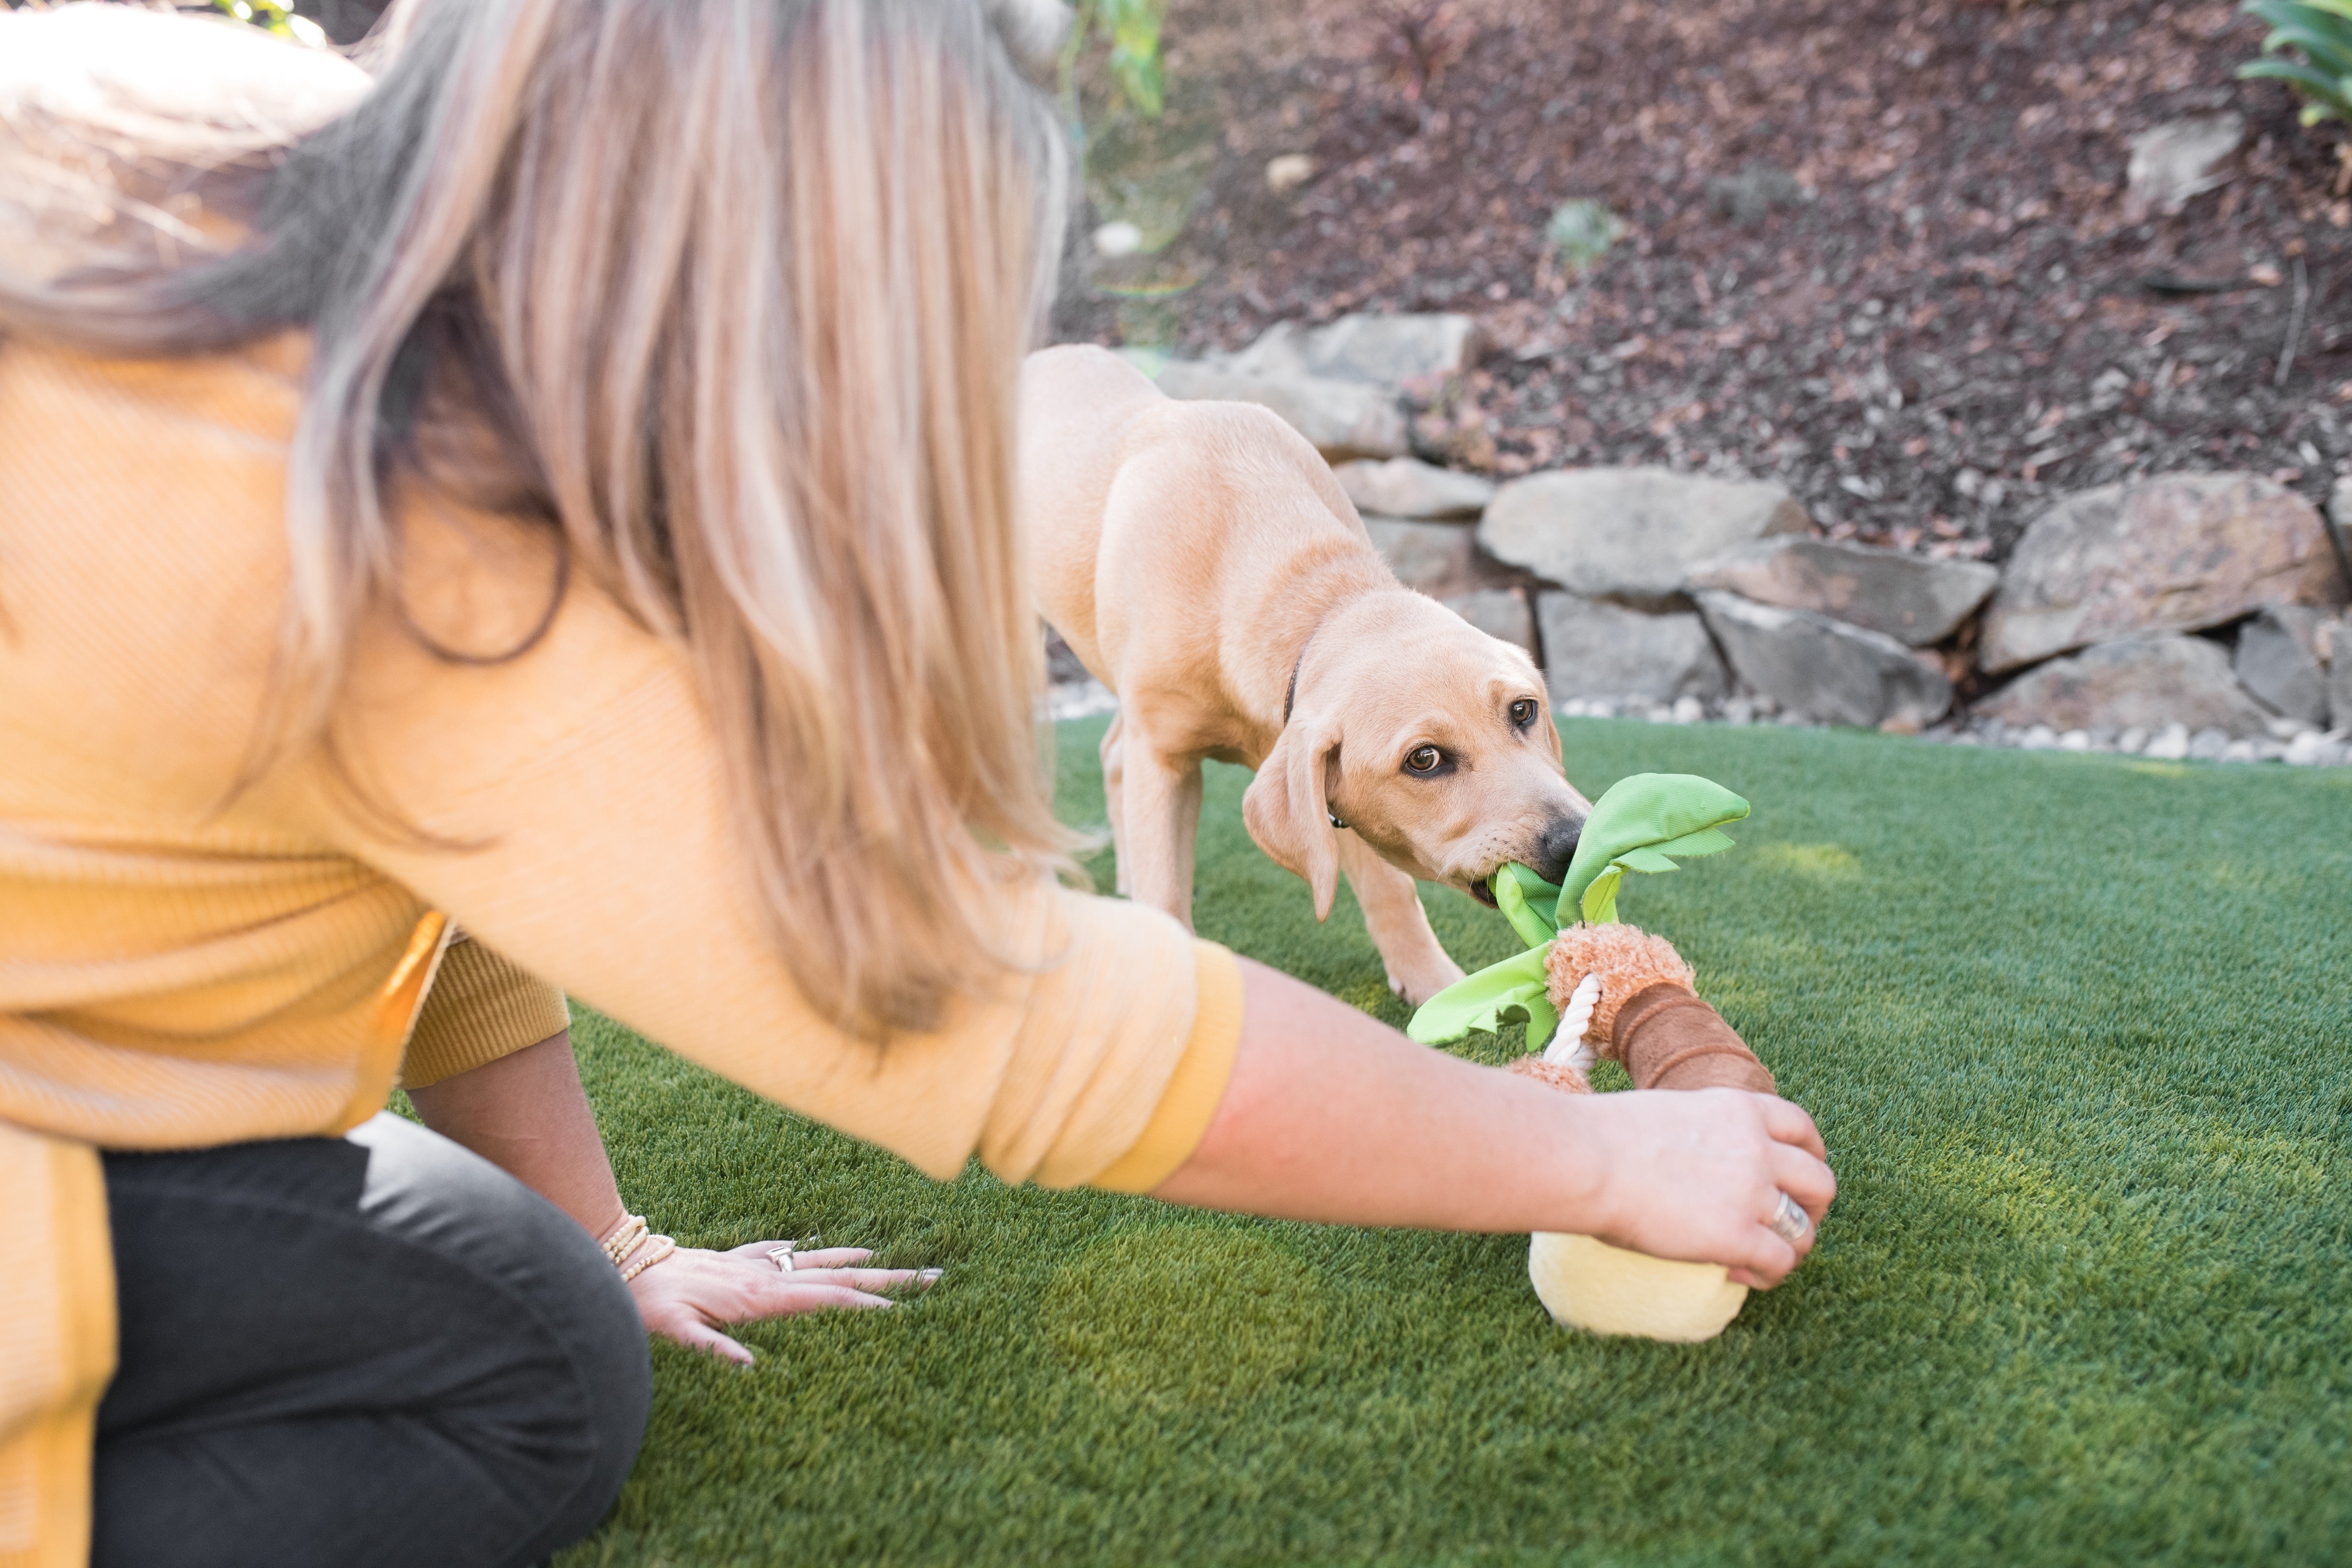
[1768,1191,1813,1245]
[767,1243,796,1274]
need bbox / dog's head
[1242,591,1590,919]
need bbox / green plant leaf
[2241,55,2352,109]
[2259,23,2352,73]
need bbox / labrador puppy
[1020,344,1589,1004]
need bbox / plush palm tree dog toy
[1410,773,1785,1343]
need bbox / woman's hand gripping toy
[1409,773,1788,1343]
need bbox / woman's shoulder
[0,331,314,821]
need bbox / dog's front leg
[1335,831,1465,1006]
[1099,713,1131,897]
[1118,742,1205,931]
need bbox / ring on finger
[1768,1190,1813,1245]
[767,1243,796,1274]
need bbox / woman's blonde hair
[0,0,1078,1038]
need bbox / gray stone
[1695,590,1952,729]
[2234,605,2335,728]
[1225,313,1485,385]
[2328,620,2352,732]
[1685,536,1999,646]
[1363,517,1477,595]
[1535,591,1729,705]
[2123,114,2243,222]
[1481,468,1810,612]
[1441,589,1536,660]
[1334,456,1496,520]
[1154,360,1409,461]
[1980,473,2346,674]
[1978,634,2276,740]
[2144,723,2191,761]
[2287,729,2342,764]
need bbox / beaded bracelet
[617,1234,676,1284]
[600,1213,650,1268]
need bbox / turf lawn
[555,716,2352,1567]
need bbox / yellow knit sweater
[0,332,1242,1567]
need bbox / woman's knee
[98,1117,651,1567]
[346,1113,651,1551]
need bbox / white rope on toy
[1543,971,1602,1072]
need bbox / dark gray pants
[93,1113,650,1568]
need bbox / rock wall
[1144,312,2352,764]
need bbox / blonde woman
[0,4,1834,1566]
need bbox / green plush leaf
[1405,946,1553,1046]
[1560,773,1749,916]
[1580,864,1625,926]
[1648,826,1738,860]
[1492,865,1558,950]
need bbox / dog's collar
[1281,622,1321,725]
[1279,621,1348,830]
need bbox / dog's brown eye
[1510,698,1538,728]
[1405,745,1443,774]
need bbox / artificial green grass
[558,718,2352,1567]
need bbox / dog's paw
[1387,959,1468,1009]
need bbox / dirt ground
[1055,0,2352,565]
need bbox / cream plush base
[1527,1232,1749,1342]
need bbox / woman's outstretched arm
[1152,959,1833,1289]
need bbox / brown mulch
[1053,0,2352,564]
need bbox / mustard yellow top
[0,331,1244,1568]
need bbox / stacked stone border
[1078,313,2352,769]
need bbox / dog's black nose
[1529,815,1583,884]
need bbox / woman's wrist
[1519,1087,1621,1238]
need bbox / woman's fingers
[645,1306,756,1366]
[1755,1094,1827,1161]
[722,1241,874,1269]
[752,1267,934,1305]
[1726,1231,1800,1290]
[1769,1141,1836,1225]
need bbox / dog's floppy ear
[1243,716,1342,921]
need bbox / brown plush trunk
[1609,983,1775,1094]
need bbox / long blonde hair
[0,0,1077,1038]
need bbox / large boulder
[2234,605,2336,728]
[1335,456,1496,520]
[1442,588,1537,661]
[1536,592,1728,705]
[1979,473,2345,674]
[1226,313,1486,385]
[1480,467,1810,612]
[1685,537,1998,646]
[1696,590,1952,728]
[1363,517,1478,596]
[1979,634,2276,739]
[1154,360,1409,461]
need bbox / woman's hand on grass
[1575,1088,1833,1290]
[630,1243,940,1365]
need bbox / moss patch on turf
[561,717,2352,1568]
